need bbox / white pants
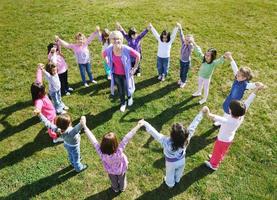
[165,158,185,187]
[196,76,211,100]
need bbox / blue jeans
[113,74,129,105]
[157,56,170,76]
[180,60,190,83]
[49,90,65,114]
[78,63,94,84]
[165,158,186,187]
[64,143,85,172]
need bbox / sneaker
[199,98,207,105]
[84,83,89,87]
[208,154,212,159]
[58,110,67,115]
[192,92,201,97]
[65,92,71,96]
[204,161,218,171]
[68,87,74,92]
[137,73,141,77]
[177,80,182,85]
[127,97,133,106]
[120,104,126,112]
[213,121,221,127]
[77,164,88,173]
[111,187,119,193]
[163,176,174,188]
[63,105,69,110]
[180,82,186,88]
[53,137,64,143]
[161,74,165,82]
[91,80,97,84]
[158,75,162,80]
[107,75,111,80]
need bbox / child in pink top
[55,26,101,87]
[30,64,63,143]
[81,116,143,192]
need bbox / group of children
[30,22,265,191]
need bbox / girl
[149,23,178,81]
[55,26,100,87]
[214,53,262,126]
[34,109,88,172]
[47,42,73,96]
[30,64,63,143]
[40,63,68,114]
[116,22,150,76]
[102,31,140,113]
[176,23,194,88]
[98,28,112,80]
[141,110,204,188]
[81,116,142,192]
[191,40,229,104]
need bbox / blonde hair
[109,31,123,42]
[239,67,254,81]
[75,32,85,40]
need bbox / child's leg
[49,91,64,113]
[64,70,69,91]
[118,173,127,191]
[114,74,126,105]
[163,57,170,76]
[165,161,176,187]
[85,63,94,81]
[180,60,190,83]
[108,174,120,191]
[58,72,66,95]
[157,57,163,76]
[78,64,87,84]
[64,143,74,166]
[174,160,185,183]
[70,144,86,172]
[202,78,211,100]
[193,76,204,95]
[209,139,232,168]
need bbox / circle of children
[31,21,265,191]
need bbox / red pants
[47,119,58,139]
[210,139,232,168]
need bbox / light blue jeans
[49,90,65,114]
[157,56,170,76]
[64,143,85,172]
[165,158,186,187]
[78,63,94,84]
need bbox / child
[40,63,68,114]
[34,109,88,172]
[116,22,150,76]
[214,53,262,125]
[141,110,204,188]
[202,84,264,170]
[176,23,194,88]
[149,23,178,81]
[47,42,73,96]
[81,116,142,192]
[98,28,111,80]
[191,40,229,104]
[30,64,63,143]
[55,26,100,87]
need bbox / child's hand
[80,116,86,127]
[33,108,41,116]
[96,26,100,32]
[54,35,60,42]
[254,82,266,93]
[202,106,210,115]
[116,22,122,31]
[148,23,153,29]
[37,63,44,70]
[224,52,232,60]
[138,119,145,127]
[176,22,182,29]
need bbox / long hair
[101,28,110,45]
[100,132,119,155]
[160,30,171,43]
[203,48,217,64]
[128,27,137,38]
[170,123,189,151]
[31,82,46,104]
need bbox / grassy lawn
[0,0,276,199]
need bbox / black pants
[113,74,130,105]
[131,54,142,75]
[58,70,69,95]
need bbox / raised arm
[35,63,43,84]
[187,111,204,142]
[169,26,178,44]
[202,106,228,124]
[55,36,71,49]
[136,28,149,41]
[35,111,60,133]
[119,122,142,150]
[86,26,101,45]
[143,120,166,145]
[192,42,204,61]
[177,23,185,44]
[228,55,239,76]
[149,23,160,41]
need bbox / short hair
[203,48,217,64]
[100,132,119,155]
[170,123,189,151]
[229,100,246,117]
[75,32,85,40]
[30,82,46,104]
[160,30,171,42]
[45,62,57,75]
[55,114,71,131]
[109,31,123,43]
[128,27,137,38]
[239,67,254,81]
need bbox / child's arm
[136,27,149,41]
[186,110,204,143]
[55,36,71,49]
[34,109,61,134]
[116,22,129,40]
[244,84,264,111]
[39,64,51,80]
[177,23,185,44]
[35,63,44,84]
[192,42,204,62]
[129,48,141,75]
[202,106,228,124]
[228,55,239,76]
[169,24,178,44]
[86,26,101,45]
[119,122,143,150]
[149,23,160,41]
[142,120,166,145]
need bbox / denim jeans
[113,74,130,105]
[78,63,94,84]
[49,90,65,114]
[131,56,141,75]
[180,60,190,83]
[157,56,170,76]
[108,173,127,191]
[64,143,85,172]
[165,158,185,187]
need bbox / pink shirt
[35,95,56,121]
[48,53,68,74]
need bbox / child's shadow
[84,188,120,200]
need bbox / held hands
[96,26,100,32]
[116,22,123,31]
[148,23,153,29]
[33,108,41,116]
[37,63,44,70]
[138,119,145,127]
[54,35,60,42]
[224,52,232,60]
[80,116,87,127]
[176,22,182,29]
[254,82,266,93]
[202,106,210,116]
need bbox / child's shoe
[158,75,162,80]
[199,98,207,105]
[127,97,133,106]
[68,87,74,92]
[161,74,165,82]
[107,75,111,80]
[111,187,119,193]
[137,73,141,77]
[53,137,64,143]
[77,164,88,173]
[213,121,221,127]
[177,80,182,85]
[180,82,186,88]
[91,80,97,84]
[84,83,89,87]
[63,105,69,110]
[65,92,71,96]
[120,103,126,112]
[192,91,201,97]
[204,161,218,171]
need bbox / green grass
[0,0,276,199]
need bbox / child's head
[236,67,253,81]
[184,34,193,45]
[100,132,119,155]
[203,48,217,64]
[47,43,59,55]
[45,62,58,76]
[170,123,189,150]
[102,28,110,44]
[75,32,86,45]
[229,100,246,118]
[31,82,46,103]
[160,30,171,43]
[128,27,137,39]
[55,114,72,132]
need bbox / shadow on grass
[84,188,120,200]
[136,164,213,200]
[0,128,56,171]
[5,166,77,200]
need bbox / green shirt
[194,45,225,79]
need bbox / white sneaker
[65,92,71,96]
[53,137,64,143]
[63,105,69,110]
[137,73,141,77]
[127,97,133,106]
[91,80,97,84]
[213,121,221,126]
[120,104,126,112]
[177,80,182,85]
[158,75,162,80]
[161,74,165,81]
[180,82,186,88]
[204,160,218,171]
[199,99,207,105]
[107,75,111,80]
[68,87,74,92]
[84,83,89,87]
[192,91,201,97]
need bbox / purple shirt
[180,30,193,62]
[121,28,148,54]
